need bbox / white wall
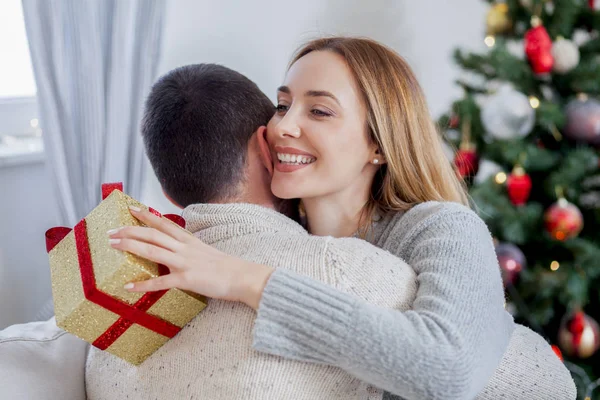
[143,0,488,210]
[1,0,488,329]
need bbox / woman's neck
[303,185,371,238]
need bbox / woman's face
[266,50,376,201]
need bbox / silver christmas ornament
[564,95,600,145]
[481,86,536,140]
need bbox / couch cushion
[0,318,88,400]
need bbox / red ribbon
[102,182,123,200]
[71,219,180,349]
[46,182,188,350]
[46,227,73,252]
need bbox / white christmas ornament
[552,38,580,74]
[474,159,503,184]
[481,86,536,140]
[572,29,593,47]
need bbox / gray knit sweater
[254,201,576,399]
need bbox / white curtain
[22,0,166,226]
[22,0,166,321]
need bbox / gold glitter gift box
[45,183,207,365]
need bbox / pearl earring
[373,158,379,164]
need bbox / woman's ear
[370,147,387,165]
[256,126,274,176]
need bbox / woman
[114,37,514,399]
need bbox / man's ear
[256,125,274,177]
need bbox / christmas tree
[439,1,600,398]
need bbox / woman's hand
[107,206,274,310]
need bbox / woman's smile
[273,145,317,173]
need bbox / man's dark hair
[142,63,275,207]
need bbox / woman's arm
[111,205,514,399]
[253,203,515,400]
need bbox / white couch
[0,318,88,400]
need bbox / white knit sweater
[85,203,418,400]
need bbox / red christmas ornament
[551,345,564,361]
[454,143,480,180]
[530,50,554,74]
[506,165,532,206]
[544,198,584,241]
[524,19,554,74]
[558,311,600,358]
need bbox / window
[0,0,42,162]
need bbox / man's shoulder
[208,228,330,259]
[327,236,388,254]
[325,236,410,268]
[184,202,307,242]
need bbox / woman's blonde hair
[290,37,469,230]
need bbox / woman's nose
[276,112,301,138]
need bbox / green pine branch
[547,0,582,39]
[471,178,544,244]
[482,139,560,171]
[579,36,600,55]
[577,6,600,31]
[453,43,537,94]
[536,101,566,130]
[546,147,600,199]
[566,56,600,95]
[565,238,600,280]
[455,79,489,95]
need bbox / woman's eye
[311,109,331,117]
[275,104,289,113]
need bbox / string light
[495,172,507,184]
[529,96,540,109]
[550,261,560,271]
[484,35,496,47]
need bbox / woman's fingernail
[129,206,142,212]
[109,238,121,245]
[124,283,134,289]
[107,228,123,235]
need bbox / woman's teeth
[276,153,316,165]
